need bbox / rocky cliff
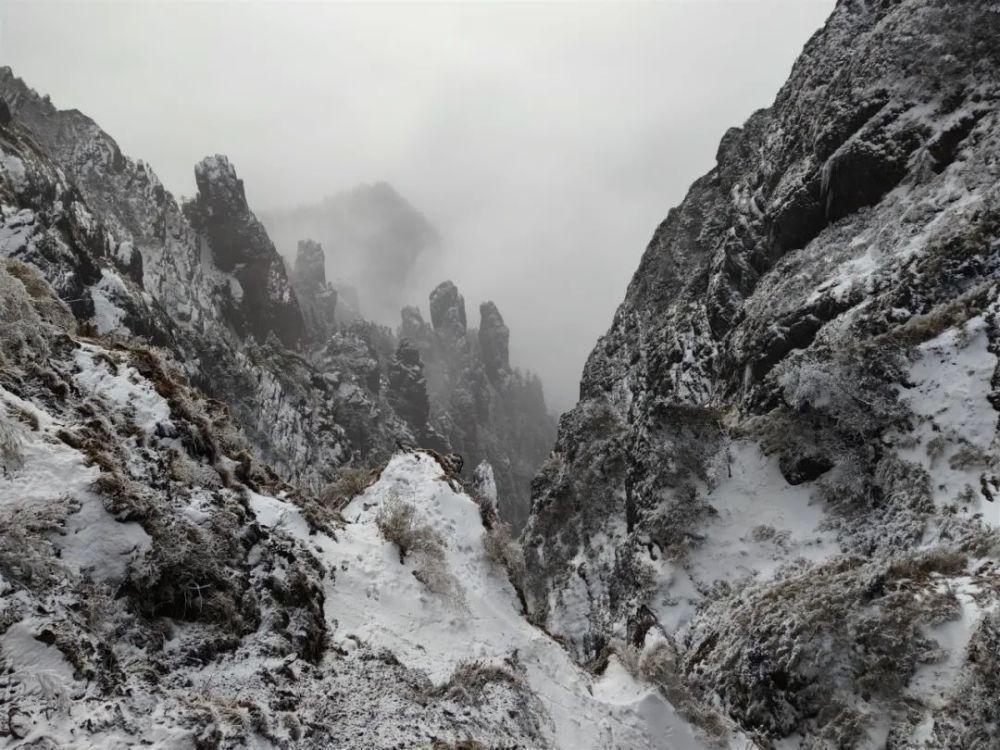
[0,67,553,524]
[523,1,1000,746]
[183,155,304,348]
[289,238,338,342]
[0,66,389,489]
[0,65,572,749]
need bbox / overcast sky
[0,0,833,412]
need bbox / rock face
[0,66,556,531]
[522,1,1000,746]
[479,300,510,380]
[386,337,449,451]
[290,238,338,341]
[184,155,304,347]
[429,279,467,344]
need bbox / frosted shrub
[683,552,966,741]
[434,658,523,705]
[481,521,526,584]
[376,494,441,559]
[319,466,372,510]
[616,638,731,742]
[4,259,75,330]
[127,515,257,630]
[0,262,48,364]
[0,407,23,472]
[0,496,77,589]
[776,349,905,438]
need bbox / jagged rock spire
[429,280,466,343]
[400,305,432,342]
[293,239,327,289]
[479,300,510,380]
[291,239,337,341]
[387,338,431,430]
[184,155,304,348]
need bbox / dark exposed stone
[387,339,431,432]
[291,239,337,341]
[927,111,982,173]
[429,280,467,343]
[779,453,834,485]
[479,301,510,380]
[184,155,304,348]
[294,238,327,288]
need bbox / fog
[0,0,833,413]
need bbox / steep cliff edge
[0,66,384,488]
[524,1,1000,745]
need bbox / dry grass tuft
[0,495,79,589]
[482,521,526,587]
[319,466,373,511]
[376,494,462,602]
[432,658,523,705]
[0,406,24,471]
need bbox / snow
[896,315,999,527]
[0,383,152,584]
[90,270,130,333]
[0,152,28,191]
[0,618,79,704]
[649,442,838,632]
[73,343,173,434]
[0,206,36,255]
[696,442,837,579]
[252,452,719,749]
[907,576,996,745]
[58,488,150,583]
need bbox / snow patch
[73,343,172,434]
[897,316,999,527]
[650,442,839,632]
[0,152,28,192]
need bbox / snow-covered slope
[253,451,721,749]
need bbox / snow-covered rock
[523,0,1000,745]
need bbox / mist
[0,0,833,413]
